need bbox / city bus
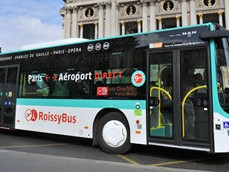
[0,23,229,154]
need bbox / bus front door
[180,48,210,145]
[148,48,210,149]
[0,66,19,128]
[148,51,174,140]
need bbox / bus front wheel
[97,112,131,154]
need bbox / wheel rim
[102,120,127,148]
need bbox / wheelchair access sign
[131,70,146,87]
[223,121,229,128]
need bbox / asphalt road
[0,130,228,172]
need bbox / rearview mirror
[199,30,229,40]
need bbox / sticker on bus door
[223,121,229,128]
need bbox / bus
[0,23,229,154]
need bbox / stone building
[60,0,229,39]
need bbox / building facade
[60,0,229,39]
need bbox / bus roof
[0,23,213,55]
[21,38,89,50]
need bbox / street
[0,130,228,172]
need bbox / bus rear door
[0,65,19,128]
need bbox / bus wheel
[97,112,131,154]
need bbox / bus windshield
[216,37,229,112]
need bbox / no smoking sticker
[131,71,146,87]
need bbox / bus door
[148,48,210,148]
[148,51,174,141]
[0,65,19,128]
[180,48,210,146]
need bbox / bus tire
[97,112,131,154]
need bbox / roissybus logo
[25,109,38,122]
[24,109,77,124]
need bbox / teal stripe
[16,98,146,110]
[209,24,229,118]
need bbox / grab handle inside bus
[150,87,172,100]
[182,85,207,138]
[150,87,172,128]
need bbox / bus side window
[36,79,50,97]
[20,73,47,97]
[52,80,69,97]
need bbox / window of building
[85,8,94,18]
[83,24,95,39]
[203,13,219,24]
[162,17,176,29]
[126,5,136,16]
[125,22,138,34]
[163,1,174,12]
[203,0,216,7]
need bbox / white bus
[1,23,229,154]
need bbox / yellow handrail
[150,87,172,100]
[150,87,172,128]
[181,85,207,138]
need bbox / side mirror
[199,30,229,40]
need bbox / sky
[0,0,65,52]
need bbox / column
[225,0,229,29]
[190,0,197,25]
[115,3,120,35]
[111,0,116,36]
[218,10,223,26]
[176,16,180,27]
[62,17,65,38]
[158,17,162,30]
[137,20,142,33]
[98,3,104,38]
[65,7,72,38]
[181,0,188,26]
[121,21,125,35]
[79,23,84,38]
[142,0,148,32]
[105,2,111,37]
[149,0,156,30]
[71,7,78,38]
[198,13,203,24]
[94,22,98,39]
[77,25,80,38]
[63,10,67,38]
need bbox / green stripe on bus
[16,98,146,110]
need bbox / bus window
[149,52,173,138]
[180,48,209,142]
[19,44,92,99]
[20,72,49,97]
[52,73,69,97]
[19,70,90,98]
[94,69,128,85]
[93,40,146,99]
[216,38,229,113]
